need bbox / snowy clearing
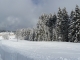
[0,40,80,60]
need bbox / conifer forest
[16,5,80,42]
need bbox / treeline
[16,5,80,42]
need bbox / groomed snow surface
[0,40,80,60]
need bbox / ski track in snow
[0,40,80,60]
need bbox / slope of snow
[0,40,80,60]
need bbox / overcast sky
[0,0,80,31]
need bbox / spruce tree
[46,14,57,41]
[69,5,80,42]
[56,7,69,41]
[37,14,49,41]
[68,10,75,42]
[61,7,69,42]
[56,7,63,41]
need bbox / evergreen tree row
[16,5,80,42]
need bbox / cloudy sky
[0,0,80,30]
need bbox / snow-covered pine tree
[56,7,63,41]
[46,14,57,41]
[37,14,49,41]
[61,7,69,42]
[68,5,80,42]
[37,13,57,41]
[52,14,57,41]
[56,7,69,41]
[32,28,38,41]
[68,10,75,42]
[24,28,32,40]
[15,28,33,40]
[29,28,35,41]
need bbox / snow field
[0,40,80,60]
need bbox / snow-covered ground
[0,40,80,60]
